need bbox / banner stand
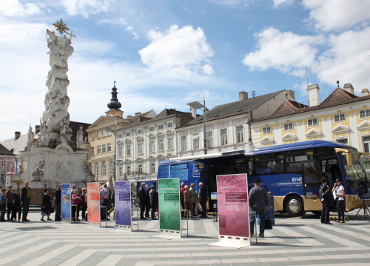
[61,184,71,222]
[87,182,100,227]
[115,181,132,231]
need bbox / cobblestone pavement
[0,211,370,266]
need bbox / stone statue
[27,125,34,149]
[32,159,45,181]
[83,162,95,181]
[76,125,85,149]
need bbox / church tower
[106,81,124,117]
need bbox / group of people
[319,177,345,224]
[180,182,208,218]
[138,183,158,219]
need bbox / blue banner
[61,183,71,221]
[115,181,131,229]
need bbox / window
[0,172,5,183]
[102,144,106,153]
[334,113,346,122]
[149,126,155,131]
[118,146,123,157]
[151,163,156,174]
[360,109,370,118]
[126,166,130,175]
[137,142,143,154]
[126,132,130,137]
[91,133,95,140]
[96,164,99,177]
[158,139,164,150]
[263,127,271,134]
[284,123,293,130]
[97,146,101,154]
[364,136,370,153]
[103,130,107,137]
[108,131,112,136]
[138,164,143,174]
[107,143,111,152]
[221,128,228,146]
[1,160,5,167]
[168,123,173,128]
[336,138,348,144]
[119,167,123,177]
[126,144,131,156]
[193,138,199,150]
[286,149,314,174]
[138,129,143,135]
[102,162,106,175]
[254,153,284,175]
[91,147,94,155]
[236,126,244,143]
[181,136,187,151]
[158,125,163,130]
[308,118,318,126]
[168,138,174,149]
[206,131,213,147]
[110,161,114,175]
[149,140,155,152]
[118,133,123,139]
[98,131,102,138]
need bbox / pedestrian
[55,184,61,221]
[72,189,81,221]
[81,188,87,220]
[100,183,110,220]
[149,185,158,220]
[0,189,6,221]
[319,177,331,225]
[138,182,146,219]
[190,183,198,216]
[333,178,345,223]
[13,187,21,221]
[20,181,31,222]
[184,185,193,218]
[6,185,14,221]
[198,182,208,218]
[180,182,185,211]
[41,189,53,221]
[145,186,151,219]
[249,179,269,237]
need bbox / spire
[107,81,122,110]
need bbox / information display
[87,182,100,225]
[158,178,181,236]
[115,181,131,230]
[217,174,250,239]
[61,184,71,221]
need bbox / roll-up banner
[158,178,181,238]
[217,174,250,245]
[87,182,100,225]
[115,181,132,231]
[61,184,71,222]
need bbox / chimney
[239,91,248,101]
[135,112,141,116]
[127,115,132,118]
[15,131,21,140]
[35,125,40,134]
[307,84,320,106]
[191,108,197,118]
[343,83,354,94]
[361,88,369,97]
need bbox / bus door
[302,160,322,198]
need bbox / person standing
[13,187,21,221]
[180,182,185,210]
[100,184,110,220]
[0,189,6,221]
[6,185,14,221]
[249,179,269,237]
[190,183,198,216]
[41,189,53,221]
[184,185,193,218]
[20,182,31,222]
[198,182,208,218]
[145,187,151,219]
[333,178,345,223]
[72,189,81,221]
[55,184,61,221]
[149,185,158,220]
[319,177,331,225]
[81,188,87,220]
[138,182,147,219]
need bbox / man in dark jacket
[198,182,208,218]
[149,186,158,220]
[20,182,31,222]
[55,184,61,221]
[138,182,146,219]
[249,179,269,237]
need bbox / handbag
[265,211,273,230]
[197,202,203,212]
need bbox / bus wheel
[285,196,304,217]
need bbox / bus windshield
[339,148,367,187]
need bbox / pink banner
[87,183,100,224]
[217,174,249,238]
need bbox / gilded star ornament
[53,19,70,36]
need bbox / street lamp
[103,118,117,183]
[187,94,207,155]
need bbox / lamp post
[187,94,207,155]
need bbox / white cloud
[139,25,214,75]
[202,64,215,75]
[61,0,114,18]
[302,0,370,31]
[99,18,127,25]
[243,27,322,76]
[0,0,41,17]
[207,0,251,7]
[273,0,295,8]
[126,26,139,39]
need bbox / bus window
[303,161,322,187]
[254,153,283,175]
[286,149,314,174]
[339,148,367,188]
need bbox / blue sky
[1,0,370,140]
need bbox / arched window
[95,164,99,178]
[102,162,106,176]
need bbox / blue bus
[158,140,369,216]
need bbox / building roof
[252,88,370,122]
[0,143,15,156]
[184,90,285,126]
[0,133,28,156]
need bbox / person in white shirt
[333,179,345,223]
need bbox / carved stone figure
[82,162,95,181]
[32,159,45,181]
[76,125,85,149]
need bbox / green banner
[159,178,180,231]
